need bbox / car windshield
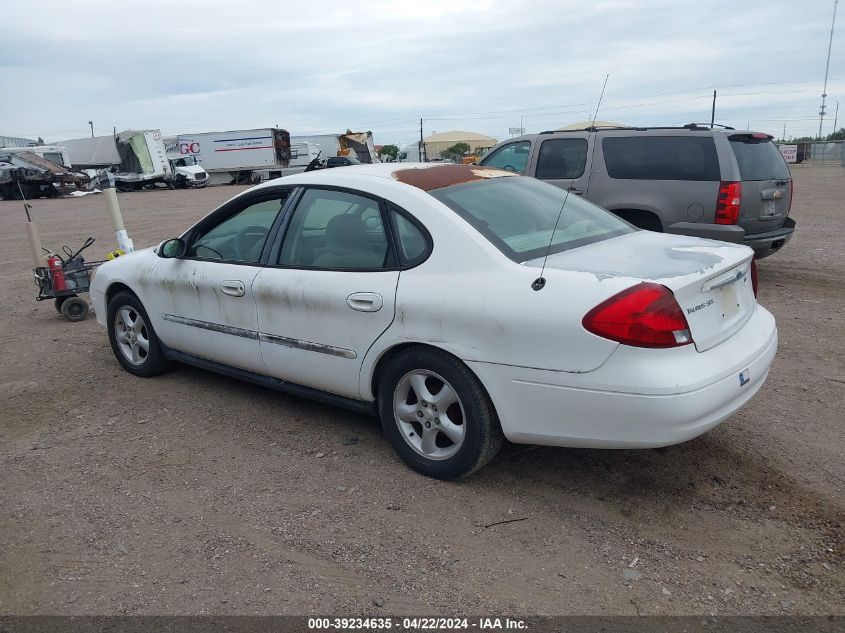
[430,177,633,261]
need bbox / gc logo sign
[178,142,200,155]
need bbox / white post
[104,187,134,253]
[26,221,43,268]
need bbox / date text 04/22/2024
[307,617,527,630]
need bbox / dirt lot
[0,167,842,616]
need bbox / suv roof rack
[682,122,736,130]
[540,123,737,134]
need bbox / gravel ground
[0,167,842,616]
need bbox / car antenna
[532,73,609,291]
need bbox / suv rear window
[729,135,791,181]
[602,136,720,181]
[430,177,633,262]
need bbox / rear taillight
[582,282,693,348]
[750,258,758,298]
[715,181,742,224]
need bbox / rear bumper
[743,217,796,259]
[468,305,777,448]
[666,218,795,259]
[666,221,745,242]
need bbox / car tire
[377,346,503,480]
[107,290,169,377]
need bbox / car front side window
[480,141,531,173]
[186,193,290,263]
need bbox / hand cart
[34,237,106,321]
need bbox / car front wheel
[378,347,503,479]
[107,291,169,377]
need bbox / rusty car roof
[390,164,517,191]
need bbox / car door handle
[346,292,383,312]
[220,280,245,297]
[566,187,583,195]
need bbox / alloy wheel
[392,370,466,460]
[113,306,150,366]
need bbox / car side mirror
[159,238,186,258]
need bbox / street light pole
[88,120,94,138]
[818,0,839,139]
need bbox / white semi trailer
[164,128,292,185]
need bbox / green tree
[826,127,845,141]
[379,144,399,160]
[440,142,471,160]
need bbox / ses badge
[739,368,750,387]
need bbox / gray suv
[479,125,795,258]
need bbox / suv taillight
[715,181,741,224]
[582,283,693,348]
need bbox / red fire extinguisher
[46,255,67,291]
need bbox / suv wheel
[378,347,503,479]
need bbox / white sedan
[91,164,778,479]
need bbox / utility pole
[833,101,840,136]
[88,120,94,138]
[710,90,717,129]
[783,121,787,141]
[419,118,425,162]
[818,0,839,139]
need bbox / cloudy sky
[2,0,841,148]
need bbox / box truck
[290,132,380,165]
[59,130,206,190]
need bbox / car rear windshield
[602,136,720,181]
[729,135,791,181]
[430,177,633,262]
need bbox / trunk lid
[531,231,756,352]
[729,134,792,235]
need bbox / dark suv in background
[480,124,795,258]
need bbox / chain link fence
[792,140,844,166]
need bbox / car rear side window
[535,138,588,179]
[390,207,429,265]
[278,188,390,269]
[729,135,791,181]
[602,136,720,181]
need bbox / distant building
[423,131,498,158]
[0,135,38,148]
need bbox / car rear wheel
[107,291,169,377]
[378,347,503,479]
